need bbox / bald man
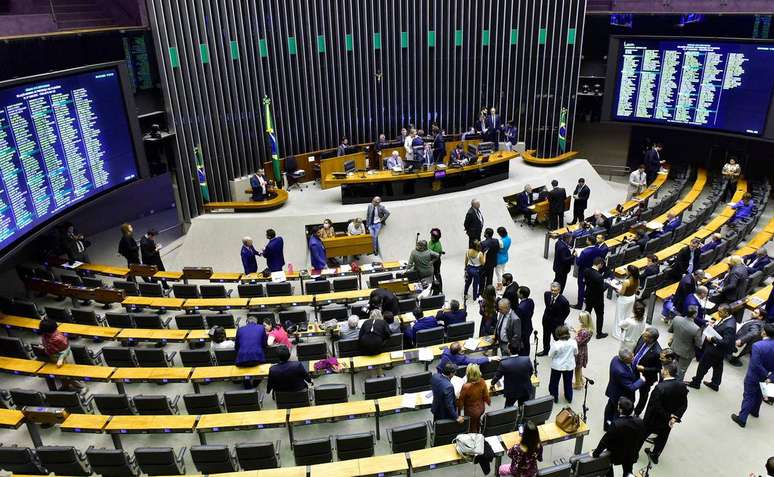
[464,199,484,247]
[240,237,259,274]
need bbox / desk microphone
[415,232,420,244]
[584,377,595,385]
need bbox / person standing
[569,178,591,225]
[140,229,168,289]
[366,196,390,256]
[686,305,737,391]
[464,199,484,247]
[722,157,741,202]
[464,241,485,299]
[732,324,774,428]
[643,362,688,465]
[574,238,604,309]
[619,301,647,352]
[628,164,647,199]
[490,343,535,407]
[583,257,607,339]
[498,421,542,477]
[431,124,446,164]
[240,237,260,275]
[603,348,645,430]
[612,265,639,342]
[117,223,140,268]
[537,282,570,357]
[39,319,84,391]
[485,107,502,146]
[553,234,574,293]
[63,222,90,264]
[494,299,522,357]
[644,143,664,184]
[547,180,567,230]
[574,312,594,390]
[431,362,465,423]
[407,240,440,287]
[250,169,268,201]
[515,286,535,357]
[457,364,491,433]
[261,229,285,272]
[479,285,498,337]
[428,228,444,291]
[730,307,766,366]
[481,228,500,290]
[632,327,663,416]
[548,325,578,403]
[668,306,703,380]
[358,309,391,357]
[336,137,349,156]
[592,397,647,477]
[235,316,267,388]
[501,273,519,307]
[495,227,511,290]
[308,226,327,270]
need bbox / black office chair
[419,294,445,310]
[70,345,103,365]
[71,309,104,326]
[134,348,176,367]
[237,283,264,298]
[292,436,332,465]
[305,279,331,294]
[521,395,554,425]
[320,305,348,322]
[60,274,83,287]
[82,276,104,289]
[537,462,572,477]
[0,337,33,359]
[44,391,95,414]
[173,284,199,299]
[332,276,358,292]
[10,389,45,409]
[85,447,139,477]
[248,311,276,326]
[105,312,134,328]
[335,432,375,460]
[200,285,231,299]
[285,156,306,191]
[183,393,223,415]
[384,332,403,352]
[44,306,72,323]
[387,422,428,452]
[431,418,470,446]
[138,282,166,298]
[36,446,91,476]
[234,442,280,470]
[336,338,360,358]
[297,341,328,361]
[214,348,237,365]
[415,326,445,347]
[313,384,348,405]
[134,447,186,476]
[445,321,475,341]
[400,371,432,394]
[398,297,417,313]
[368,272,393,288]
[190,445,238,474]
[481,407,519,437]
[133,395,180,415]
[275,389,311,409]
[180,349,214,367]
[571,452,612,477]
[223,389,263,412]
[94,394,136,415]
[205,313,238,329]
[266,281,292,297]
[278,310,307,326]
[13,300,43,319]
[0,446,47,474]
[364,376,397,399]
[132,313,172,329]
[114,281,140,297]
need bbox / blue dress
[309,235,327,270]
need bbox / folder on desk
[270,271,286,283]
[463,338,479,351]
[401,393,417,409]
[485,436,504,454]
[360,264,374,272]
[390,351,404,360]
[418,347,434,362]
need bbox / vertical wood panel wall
[147,0,586,217]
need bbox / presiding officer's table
[323,151,519,204]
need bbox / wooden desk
[0,357,45,376]
[105,415,197,434]
[204,189,289,212]
[122,297,186,310]
[38,363,114,382]
[322,234,374,257]
[60,414,110,433]
[190,364,272,382]
[357,453,409,476]
[319,151,369,189]
[182,298,250,310]
[409,444,465,471]
[111,367,193,384]
[115,328,190,343]
[153,271,184,281]
[310,460,361,477]
[76,264,129,277]
[196,409,287,432]
[210,272,244,282]
[501,420,590,454]
[522,149,578,166]
[746,284,772,310]
[0,408,24,429]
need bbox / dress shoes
[685,381,700,390]
[536,351,548,357]
[644,448,659,465]
[596,332,609,339]
[702,381,719,392]
[730,414,746,428]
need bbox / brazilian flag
[194,145,210,202]
[558,107,568,153]
[263,96,282,185]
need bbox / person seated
[730,192,755,224]
[640,254,660,285]
[384,150,404,170]
[347,217,366,236]
[744,248,771,274]
[653,212,681,237]
[209,326,235,351]
[320,219,336,239]
[338,315,360,340]
[266,320,293,349]
[436,299,467,328]
[266,345,313,395]
[436,341,492,373]
[701,233,724,253]
[570,221,593,245]
[250,169,268,201]
[586,210,611,234]
[417,143,434,169]
[404,308,439,347]
[514,185,536,226]
[630,225,650,253]
[383,311,402,334]
[450,143,468,166]
[728,307,766,367]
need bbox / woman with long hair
[464,240,485,299]
[620,301,647,352]
[574,311,594,389]
[499,420,543,476]
[479,284,497,337]
[457,363,491,433]
[612,265,639,341]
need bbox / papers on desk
[321,268,336,276]
[760,382,774,398]
[485,436,505,454]
[339,264,352,273]
[703,325,722,341]
[463,338,479,351]
[270,271,286,282]
[450,375,465,398]
[360,263,374,272]
[401,393,417,409]
[645,221,663,230]
[749,296,766,307]
[399,260,408,267]
[61,261,84,269]
[418,347,434,362]
[390,351,404,360]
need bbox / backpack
[453,433,485,461]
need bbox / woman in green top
[428,228,444,291]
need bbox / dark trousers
[549,369,574,402]
[570,207,585,225]
[606,463,633,477]
[517,207,535,225]
[504,393,530,408]
[634,381,652,415]
[464,265,481,298]
[554,270,569,293]
[690,351,724,386]
[433,259,442,292]
[739,378,764,422]
[724,180,738,202]
[603,398,619,431]
[519,339,530,358]
[585,299,605,335]
[647,423,672,457]
[542,322,558,353]
[646,170,657,184]
[576,272,586,306]
[481,266,495,290]
[467,232,481,248]
[549,212,564,230]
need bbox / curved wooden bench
[204,188,289,212]
[523,149,578,166]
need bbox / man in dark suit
[592,397,647,477]
[744,248,772,274]
[266,346,313,395]
[537,282,570,357]
[711,255,749,307]
[547,180,567,230]
[683,285,709,327]
[485,107,501,146]
[249,169,268,201]
[501,273,520,305]
[480,228,500,290]
[604,348,646,430]
[732,324,774,428]
[643,361,688,465]
[515,286,535,357]
[672,269,704,316]
[641,254,660,284]
[644,143,663,184]
[584,257,608,339]
[632,326,663,415]
[490,342,535,407]
[431,362,464,422]
[671,238,702,281]
[140,229,169,289]
[431,124,445,164]
[652,212,681,238]
[514,185,536,226]
[261,229,285,273]
[687,304,737,391]
[464,199,484,247]
[587,211,612,234]
[574,235,607,309]
[553,234,574,293]
[569,178,591,225]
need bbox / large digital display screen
[609,38,774,136]
[0,66,139,253]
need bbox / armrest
[234,317,243,328]
[175,447,186,464]
[257,391,265,409]
[161,316,174,327]
[275,440,282,467]
[225,290,233,298]
[171,395,181,408]
[166,351,178,364]
[91,349,103,360]
[95,314,106,325]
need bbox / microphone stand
[581,376,594,423]
[532,331,539,377]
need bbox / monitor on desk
[344,160,356,173]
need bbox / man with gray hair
[339,315,360,340]
[537,282,570,356]
[366,196,390,256]
[603,347,646,430]
[464,198,484,247]
[684,285,709,326]
[407,239,439,287]
[711,255,749,312]
[686,303,737,392]
[632,326,663,415]
[240,237,259,275]
[494,298,521,356]
[668,306,702,380]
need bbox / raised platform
[203,188,289,212]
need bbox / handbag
[555,407,581,433]
[453,433,485,461]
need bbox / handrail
[47,0,58,29]
[589,163,631,181]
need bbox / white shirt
[722,163,740,178]
[347,222,365,235]
[619,318,646,352]
[548,339,578,371]
[211,340,235,351]
[404,136,414,156]
[629,169,647,187]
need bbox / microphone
[585,377,595,385]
